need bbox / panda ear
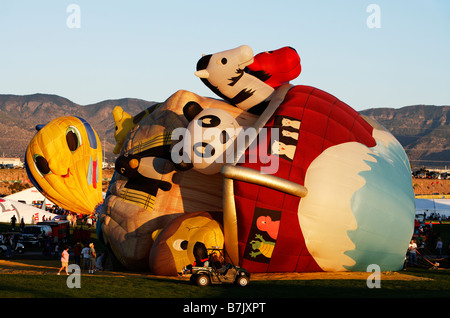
[183,101,204,122]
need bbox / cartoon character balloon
[98,90,257,271]
[25,116,103,215]
[98,44,415,275]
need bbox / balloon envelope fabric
[25,116,103,215]
[232,85,414,273]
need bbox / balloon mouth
[62,169,70,178]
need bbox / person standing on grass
[88,243,96,274]
[81,243,90,270]
[408,239,418,266]
[57,246,70,275]
[436,237,443,259]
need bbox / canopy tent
[415,198,450,217]
[0,197,59,224]
[4,187,56,208]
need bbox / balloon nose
[48,155,70,176]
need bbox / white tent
[4,187,55,208]
[0,197,59,225]
[415,198,450,217]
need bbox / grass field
[1,223,450,303]
[0,261,449,299]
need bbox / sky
[0,0,449,111]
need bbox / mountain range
[360,105,450,169]
[0,93,156,162]
[0,93,448,169]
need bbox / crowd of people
[2,208,104,274]
[407,218,450,268]
[57,241,101,275]
[425,212,450,223]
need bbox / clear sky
[0,0,449,111]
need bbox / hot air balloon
[99,90,257,270]
[25,116,103,215]
[223,85,415,273]
[98,45,415,275]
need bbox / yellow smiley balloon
[25,116,103,215]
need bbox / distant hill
[0,94,157,161]
[360,105,450,169]
[0,94,448,169]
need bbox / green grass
[2,222,450,299]
[0,267,449,299]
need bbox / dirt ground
[0,168,449,197]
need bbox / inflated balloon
[172,101,242,175]
[149,211,224,276]
[112,104,160,154]
[99,44,415,275]
[25,116,103,215]
[225,85,414,272]
[99,90,257,270]
[195,45,274,114]
[246,46,302,89]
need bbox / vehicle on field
[19,225,53,246]
[0,232,24,254]
[184,247,250,287]
[37,220,70,244]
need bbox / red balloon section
[234,85,376,272]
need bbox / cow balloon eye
[66,126,82,152]
[217,57,227,65]
[33,155,51,176]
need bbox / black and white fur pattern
[171,101,241,175]
[195,45,274,115]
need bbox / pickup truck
[19,225,53,246]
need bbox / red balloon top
[246,46,301,88]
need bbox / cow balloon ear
[183,101,204,122]
[35,124,45,131]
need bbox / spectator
[88,243,97,274]
[57,246,70,275]
[408,239,418,266]
[73,242,81,266]
[10,215,16,231]
[54,243,60,259]
[81,244,90,270]
[436,237,443,259]
[20,217,25,232]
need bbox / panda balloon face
[177,102,240,175]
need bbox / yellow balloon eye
[66,126,82,152]
[33,155,51,177]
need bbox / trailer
[37,220,70,243]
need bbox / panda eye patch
[198,115,220,128]
[193,142,216,158]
